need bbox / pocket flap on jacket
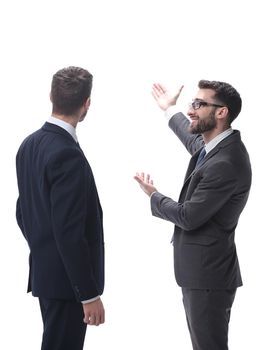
[184,234,218,246]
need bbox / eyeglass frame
[189,99,225,110]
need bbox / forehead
[195,88,216,101]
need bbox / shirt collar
[47,115,78,142]
[205,128,233,154]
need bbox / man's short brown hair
[51,66,93,116]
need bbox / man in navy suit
[16,66,105,350]
[134,81,252,350]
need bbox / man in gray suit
[134,80,252,350]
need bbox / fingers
[152,83,167,100]
[89,312,105,326]
[146,174,154,185]
[134,172,157,197]
[83,299,105,326]
[84,313,105,326]
[152,83,184,98]
[153,83,167,95]
[176,85,184,98]
[134,172,153,185]
[134,172,143,184]
[84,311,105,326]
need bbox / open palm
[152,83,183,111]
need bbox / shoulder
[45,147,88,184]
[203,158,236,179]
[48,145,84,167]
[198,148,238,185]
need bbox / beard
[189,110,217,134]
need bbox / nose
[187,105,195,117]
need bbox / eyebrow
[193,98,206,102]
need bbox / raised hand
[134,172,157,197]
[152,83,184,111]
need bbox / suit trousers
[181,288,236,350]
[39,298,87,350]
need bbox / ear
[49,92,53,102]
[85,97,91,109]
[216,106,229,121]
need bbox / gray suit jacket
[151,113,252,289]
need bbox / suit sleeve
[169,113,204,155]
[16,197,26,238]
[151,161,238,231]
[47,148,99,301]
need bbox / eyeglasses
[189,100,224,110]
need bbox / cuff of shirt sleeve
[150,191,157,199]
[81,296,100,304]
[164,105,181,121]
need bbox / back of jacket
[16,122,104,301]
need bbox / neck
[202,125,230,144]
[51,113,79,128]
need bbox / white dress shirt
[47,115,78,142]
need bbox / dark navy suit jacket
[16,122,104,301]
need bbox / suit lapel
[184,146,220,184]
[178,131,240,202]
[178,147,220,202]
[184,149,201,182]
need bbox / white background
[0,0,269,349]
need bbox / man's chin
[188,125,199,134]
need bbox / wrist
[81,296,100,304]
[165,105,180,121]
[150,191,157,198]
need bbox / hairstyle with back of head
[51,66,93,116]
[198,80,242,125]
